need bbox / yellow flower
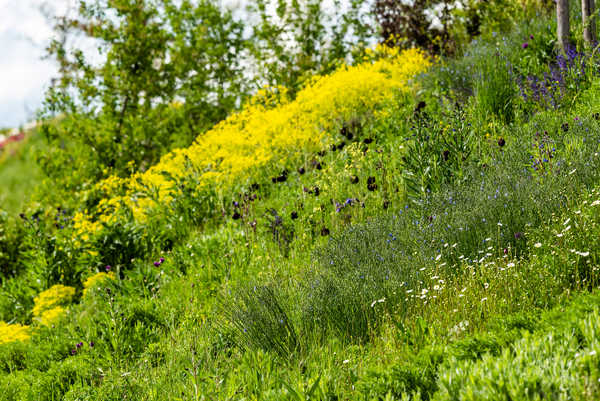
[77,47,431,235]
[0,321,30,344]
[32,284,76,317]
[83,272,116,296]
[39,306,66,326]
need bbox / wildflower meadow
[2,0,600,399]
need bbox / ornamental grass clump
[220,285,298,358]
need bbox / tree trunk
[557,0,570,53]
[582,0,597,47]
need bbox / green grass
[0,132,44,215]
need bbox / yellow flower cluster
[32,284,76,323]
[72,212,102,242]
[39,306,66,326]
[83,271,115,296]
[81,47,431,228]
[0,321,30,345]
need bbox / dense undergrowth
[3,0,600,399]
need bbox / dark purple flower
[522,42,529,49]
[89,341,95,348]
[105,265,111,272]
[159,257,165,263]
[154,261,161,267]
[529,34,534,39]
[76,342,83,349]
[70,349,77,355]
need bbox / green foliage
[249,0,371,91]
[39,0,372,198]
[474,53,516,123]
[0,212,27,278]
[6,8,600,400]
[400,108,475,199]
[41,0,250,192]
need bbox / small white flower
[435,254,442,261]
[507,262,515,268]
[343,359,350,364]
[591,200,600,206]
[534,242,542,248]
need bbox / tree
[557,0,570,53]
[40,0,250,191]
[582,0,597,47]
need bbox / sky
[0,0,74,128]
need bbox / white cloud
[0,0,75,127]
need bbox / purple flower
[76,342,83,349]
[159,257,165,263]
[529,34,534,39]
[522,42,529,49]
[89,341,95,348]
[154,261,161,267]
[70,349,77,355]
[105,265,111,272]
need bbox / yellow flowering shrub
[39,306,66,326]
[79,47,431,230]
[83,272,116,296]
[0,322,30,345]
[32,284,76,318]
[72,211,103,242]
